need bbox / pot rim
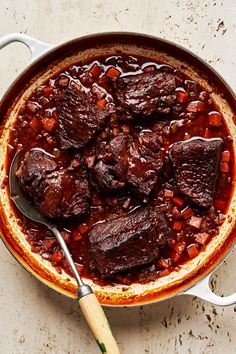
[0,31,236,307]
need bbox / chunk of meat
[90,135,129,192]
[55,88,110,149]
[88,206,170,277]
[115,70,177,120]
[127,131,164,195]
[16,149,90,219]
[169,138,223,208]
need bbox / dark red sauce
[6,54,234,286]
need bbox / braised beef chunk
[115,71,176,120]
[91,135,129,192]
[56,88,110,149]
[127,131,164,196]
[169,138,223,208]
[88,207,169,277]
[17,149,90,219]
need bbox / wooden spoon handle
[79,293,120,354]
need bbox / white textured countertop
[0,1,236,353]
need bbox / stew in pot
[6,53,234,286]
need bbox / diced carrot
[29,117,41,131]
[172,206,181,219]
[170,251,181,263]
[79,223,89,234]
[187,244,199,258]
[198,91,209,101]
[72,230,82,241]
[203,128,211,138]
[42,118,57,132]
[181,207,194,219]
[173,196,184,208]
[61,231,71,244]
[177,91,188,103]
[96,99,106,108]
[186,101,205,112]
[164,189,174,199]
[189,216,202,229]
[208,112,222,127]
[184,133,191,140]
[42,238,57,251]
[221,150,231,163]
[76,263,84,273]
[214,199,225,210]
[173,220,185,231]
[50,250,63,263]
[106,66,121,79]
[26,102,38,113]
[220,162,229,173]
[43,85,53,96]
[159,268,170,277]
[89,63,102,78]
[172,241,186,254]
[71,80,82,90]
[58,76,69,87]
[156,258,172,269]
[195,232,210,245]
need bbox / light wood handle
[79,293,120,354]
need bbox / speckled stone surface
[0,1,236,353]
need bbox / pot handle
[0,32,53,61]
[184,273,236,306]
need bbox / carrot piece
[106,66,121,79]
[42,118,57,132]
[61,231,71,244]
[42,238,57,251]
[181,207,194,219]
[96,99,106,108]
[187,244,199,258]
[89,63,102,78]
[172,241,186,254]
[203,128,211,138]
[172,206,181,219]
[189,216,202,229]
[170,251,181,263]
[43,85,53,96]
[221,150,231,163]
[76,263,85,273]
[186,101,205,112]
[29,117,41,131]
[58,76,69,87]
[198,91,209,101]
[50,250,63,263]
[79,224,89,234]
[72,230,82,241]
[26,102,38,113]
[164,189,174,199]
[208,112,222,126]
[195,232,210,245]
[156,258,172,269]
[177,91,188,103]
[220,162,229,173]
[159,268,170,277]
[173,220,184,231]
[173,196,184,208]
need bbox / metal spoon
[9,150,120,354]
